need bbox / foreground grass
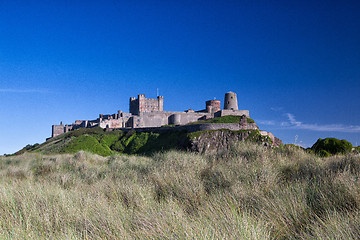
[1,143,360,239]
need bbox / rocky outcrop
[187,129,283,154]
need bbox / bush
[311,138,353,156]
[318,149,330,157]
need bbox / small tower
[206,100,221,113]
[157,96,164,111]
[224,91,238,110]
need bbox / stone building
[130,94,163,115]
[51,91,250,138]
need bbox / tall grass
[0,142,360,239]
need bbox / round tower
[172,114,181,125]
[224,91,238,110]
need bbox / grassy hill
[15,127,191,156]
[15,127,271,156]
[1,142,360,239]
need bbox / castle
[51,91,250,138]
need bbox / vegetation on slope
[16,127,271,156]
[1,142,360,239]
[311,137,353,156]
[187,115,255,124]
[15,128,190,156]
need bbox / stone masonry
[51,91,251,138]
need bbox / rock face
[188,130,283,154]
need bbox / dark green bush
[318,150,330,157]
[126,132,150,154]
[311,138,353,156]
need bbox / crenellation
[50,91,250,138]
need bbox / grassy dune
[1,142,360,239]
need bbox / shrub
[99,132,122,147]
[318,149,330,157]
[311,138,353,155]
[126,132,150,154]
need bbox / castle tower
[138,94,146,113]
[129,94,164,115]
[157,96,164,111]
[129,97,138,115]
[206,100,221,113]
[224,91,238,110]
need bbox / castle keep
[51,91,250,138]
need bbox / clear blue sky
[0,0,359,154]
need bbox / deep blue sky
[0,0,359,154]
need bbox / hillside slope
[16,126,280,156]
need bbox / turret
[224,91,238,110]
[157,96,164,111]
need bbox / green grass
[188,115,255,124]
[1,143,360,239]
[61,135,114,156]
[18,127,272,156]
[312,137,353,155]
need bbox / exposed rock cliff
[187,129,282,154]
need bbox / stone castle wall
[50,91,251,139]
[112,122,258,134]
